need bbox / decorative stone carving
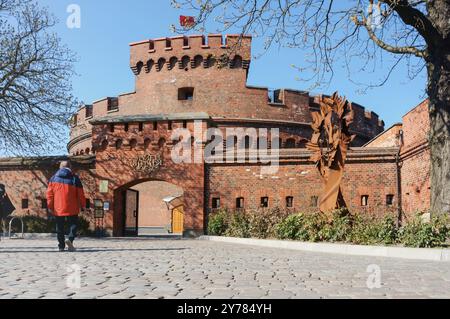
[131,154,163,175]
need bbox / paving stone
[0,238,449,299]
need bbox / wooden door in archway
[123,189,139,236]
[172,205,184,234]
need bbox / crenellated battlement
[309,94,384,144]
[68,34,385,155]
[130,34,252,75]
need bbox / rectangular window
[153,121,158,131]
[386,194,394,207]
[124,123,129,132]
[183,120,188,129]
[109,124,114,133]
[41,199,47,209]
[361,195,369,207]
[168,121,172,130]
[138,123,144,132]
[178,87,194,101]
[286,196,294,208]
[236,197,244,209]
[85,105,93,118]
[107,97,119,111]
[212,198,220,209]
[260,197,269,208]
[311,196,318,207]
[268,89,282,104]
[22,199,29,209]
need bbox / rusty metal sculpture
[306,92,355,213]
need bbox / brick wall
[365,124,403,148]
[364,99,431,217]
[206,149,399,218]
[402,100,430,148]
[401,149,431,216]
[399,100,431,217]
[0,97,432,236]
[0,157,97,226]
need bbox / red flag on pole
[180,15,195,28]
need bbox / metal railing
[8,217,24,239]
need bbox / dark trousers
[55,216,78,249]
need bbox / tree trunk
[428,59,450,215]
[427,56,450,215]
[427,1,450,215]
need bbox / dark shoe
[59,248,65,252]
[65,239,76,252]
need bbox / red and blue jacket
[47,168,86,217]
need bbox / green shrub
[207,206,449,248]
[247,207,287,239]
[349,215,398,245]
[319,209,352,242]
[376,216,398,245]
[275,213,323,242]
[275,214,305,240]
[276,210,408,246]
[301,213,323,242]
[3,215,56,234]
[26,216,54,233]
[207,209,229,236]
[350,215,375,245]
[246,210,268,239]
[225,212,250,238]
[77,216,94,236]
[398,214,449,248]
[5,215,93,235]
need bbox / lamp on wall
[162,196,183,211]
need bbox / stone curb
[199,236,450,262]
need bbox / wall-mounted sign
[103,201,110,211]
[131,154,163,174]
[99,180,109,193]
[94,210,104,219]
[94,199,104,218]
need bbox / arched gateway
[90,117,207,237]
[116,180,184,236]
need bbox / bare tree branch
[172,0,432,90]
[0,0,78,156]
[352,1,427,58]
[380,0,440,48]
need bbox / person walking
[47,161,86,252]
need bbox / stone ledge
[198,236,450,262]
[89,112,210,124]
[0,155,95,168]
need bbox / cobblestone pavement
[0,238,449,299]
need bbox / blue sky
[41,0,427,150]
